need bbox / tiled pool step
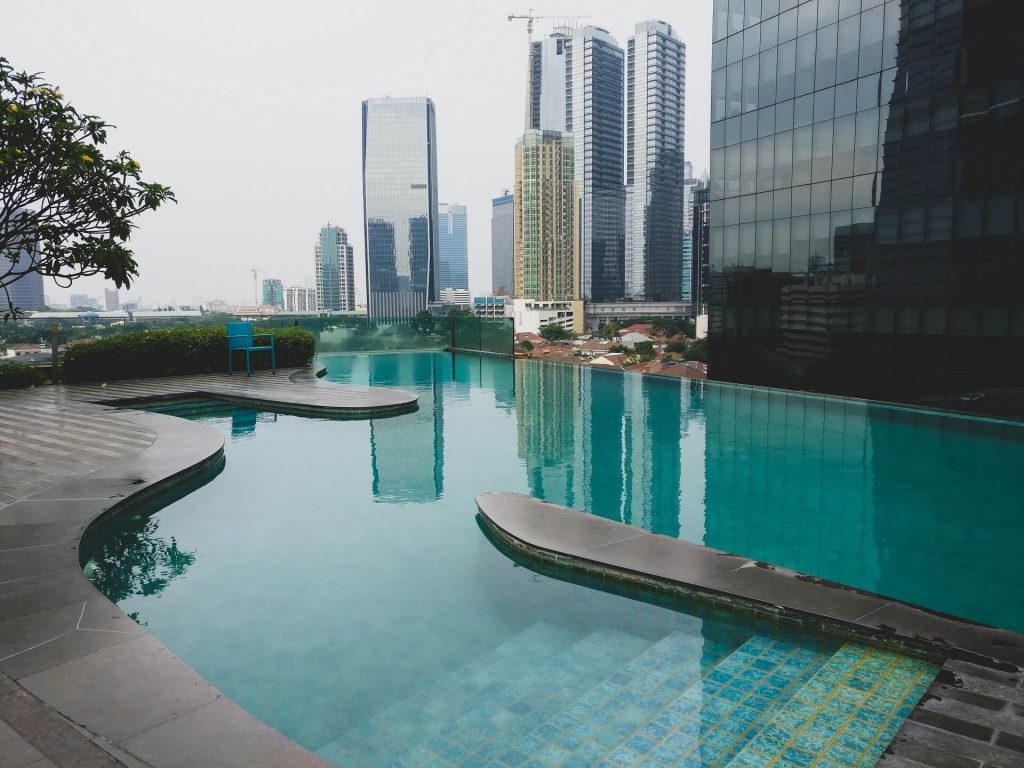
[726,643,938,768]
[559,634,833,768]
[319,626,647,765]
[405,630,731,767]
[315,621,578,765]
[318,626,938,768]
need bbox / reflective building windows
[315,226,355,312]
[625,21,687,302]
[709,0,1024,414]
[437,203,468,292]
[362,97,440,320]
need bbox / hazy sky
[4,1,712,306]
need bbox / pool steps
[725,645,937,768]
[316,622,578,763]
[316,625,938,768]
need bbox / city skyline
[2,2,712,308]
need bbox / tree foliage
[686,336,708,362]
[633,340,656,362]
[539,323,571,341]
[0,57,175,318]
[410,309,436,335]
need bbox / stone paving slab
[0,366,405,767]
[475,491,1024,768]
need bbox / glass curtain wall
[709,0,1024,414]
[362,97,440,321]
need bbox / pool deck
[476,492,1024,768]
[0,368,416,768]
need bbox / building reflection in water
[515,361,706,539]
[367,353,445,503]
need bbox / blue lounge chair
[226,322,276,376]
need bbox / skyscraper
[682,161,698,303]
[525,26,625,303]
[514,131,578,301]
[0,209,45,312]
[261,278,284,309]
[527,28,571,131]
[315,225,355,312]
[362,97,440,320]
[490,192,514,296]
[437,203,468,291]
[624,20,687,302]
[568,27,626,302]
[691,181,710,312]
[708,0,1024,410]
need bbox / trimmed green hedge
[62,326,316,383]
[0,360,47,389]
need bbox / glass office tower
[625,21,687,302]
[568,27,626,302]
[692,182,711,311]
[261,278,284,309]
[0,208,45,312]
[315,225,355,311]
[362,97,440,320]
[708,0,1024,412]
[528,28,571,132]
[491,193,514,296]
[437,203,468,291]
[682,161,698,303]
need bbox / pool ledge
[476,492,1024,768]
[0,369,408,767]
[59,365,418,417]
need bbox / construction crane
[507,9,591,44]
[508,10,591,129]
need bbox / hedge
[62,326,316,383]
[0,360,47,389]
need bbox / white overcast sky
[4,1,712,307]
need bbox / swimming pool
[322,351,1023,632]
[82,350,1024,765]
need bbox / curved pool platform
[0,368,416,768]
[476,491,1024,768]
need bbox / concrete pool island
[1,356,1022,768]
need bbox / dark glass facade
[625,22,687,302]
[491,193,514,296]
[567,28,626,302]
[692,183,711,311]
[362,97,440,320]
[709,0,1024,415]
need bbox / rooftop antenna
[507,10,591,130]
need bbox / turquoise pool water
[84,350,1024,765]
[320,351,1023,632]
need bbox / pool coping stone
[475,491,1024,768]
[0,366,417,767]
